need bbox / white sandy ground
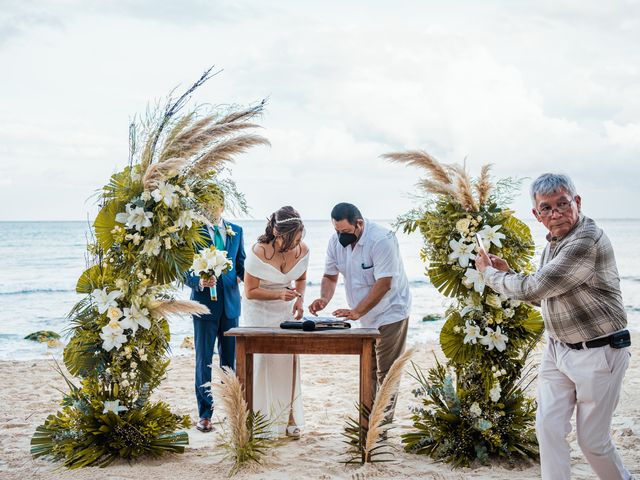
[1,338,639,480]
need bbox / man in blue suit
[186,205,245,432]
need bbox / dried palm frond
[448,164,478,211]
[364,347,415,459]
[142,157,190,190]
[382,151,453,185]
[148,299,210,318]
[188,134,271,175]
[212,366,273,475]
[475,164,493,206]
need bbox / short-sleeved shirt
[324,219,411,328]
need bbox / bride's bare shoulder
[252,242,272,261]
[300,242,310,256]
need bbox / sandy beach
[1,338,639,480]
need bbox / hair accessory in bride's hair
[276,217,302,225]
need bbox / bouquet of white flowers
[192,246,233,300]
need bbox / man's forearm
[320,275,337,302]
[354,278,391,316]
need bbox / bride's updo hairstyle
[258,206,304,253]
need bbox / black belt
[565,330,629,350]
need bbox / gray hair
[530,173,578,205]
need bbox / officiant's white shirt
[324,219,411,328]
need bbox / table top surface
[225,326,380,338]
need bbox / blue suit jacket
[186,221,245,320]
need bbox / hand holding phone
[475,233,487,255]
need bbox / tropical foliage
[31,68,269,468]
[384,151,543,467]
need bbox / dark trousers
[193,300,238,419]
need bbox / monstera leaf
[94,200,124,251]
[440,310,474,364]
[76,265,103,294]
[428,261,464,298]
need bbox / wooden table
[225,327,381,429]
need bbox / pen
[286,287,302,297]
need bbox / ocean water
[0,219,639,360]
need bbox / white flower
[125,232,143,245]
[151,181,179,208]
[141,237,162,256]
[226,225,236,237]
[448,238,476,267]
[456,218,472,234]
[99,320,127,351]
[510,299,522,308]
[453,326,461,333]
[164,237,172,250]
[115,278,128,291]
[115,204,153,231]
[130,361,138,369]
[489,383,502,402]
[479,326,509,352]
[192,256,209,275]
[140,353,148,361]
[175,210,194,229]
[478,224,506,249]
[106,306,123,322]
[504,308,515,319]
[462,268,485,294]
[469,402,482,417]
[460,295,483,318]
[92,288,122,314]
[103,399,128,414]
[121,379,130,388]
[485,294,503,309]
[463,320,482,344]
[120,303,151,334]
[141,191,152,201]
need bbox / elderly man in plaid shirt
[475,173,632,480]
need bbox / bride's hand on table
[292,297,304,320]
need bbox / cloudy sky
[1,0,639,222]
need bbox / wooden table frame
[225,327,380,429]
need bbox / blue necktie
[213,226,225,250]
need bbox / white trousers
[536,337,631,480]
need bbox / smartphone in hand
[475,233,487,255]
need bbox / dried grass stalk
[382,151,453,185]
[188,134,271,175]
[475,164,493,205]
[142,157,190,190]
[364,347,415,458]
[212,366,250,453]
[148,299,210,317]
[448,164,479,211]
[420,179,458,199]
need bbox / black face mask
[338,231,358,248]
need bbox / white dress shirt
[324,219,411,328]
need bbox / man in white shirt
[309,202,412,423]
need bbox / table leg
[245,353,253,411]
[236,340,247,405]
[359,338,375,431]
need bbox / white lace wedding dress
[242,247,309,436]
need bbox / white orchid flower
[120,303,151,334]
[103,399,128,414]
[92,287,122,314]
[479,326,509,352]
[106,306,123,322]
[151,181,179,208]
[463,320,482,345]
[175,210,194,229]
[485,294,503,309]
[99,319,127,351]
[448,238,476,267]
[478,224,506,249]
[462,268,485,294]
[489,383,502,402]
[116,204,153,231]
[141,237,162,256]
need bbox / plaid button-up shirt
[483,215,627,344]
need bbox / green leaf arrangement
[384,151,543,467]
[31,67,270,469]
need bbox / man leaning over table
[309,202,412,426]
[475,173,632,480]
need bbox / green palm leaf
[440,311,474,364]
[76,265,102,294]
[428,261,464,298]
[94,200,124,251]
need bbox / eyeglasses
[536,199,575,217]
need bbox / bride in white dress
[243,206,309,438]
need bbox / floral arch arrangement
[384,151,544,467]
[31,69,269,468]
